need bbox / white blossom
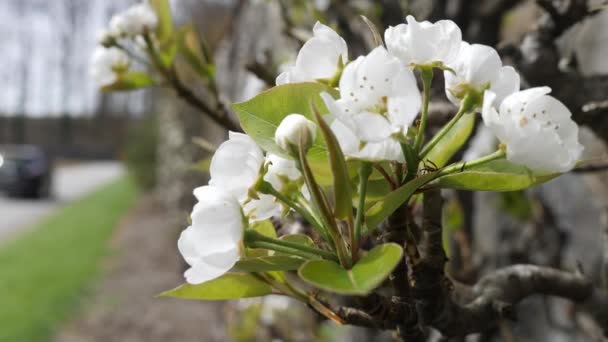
[330,118,405,162]
[385,15,462,67]
[321,46,420,160]
[276,22,347,85]
[178,186,244,284]
[89,47,130,87]
[264,154,302,190]
[210,132,282,221]
[445,42,520,109]
[482,87,583,172]
[109,2,158,38]
[274,114,317,152]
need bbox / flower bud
[275,114,317,154]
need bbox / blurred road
[0,162,124,244]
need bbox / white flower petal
[89,47,129,87]
[499,87,551,115]
[462,44,502,87]
[277,22,347,85]
[209,132,264,200]
[109,2,158,37]
[491,66,521,107]
[387,67,422,130]
[264,154,301,191]
[184,247,240,284]
[385,15,462,66]
[330,119,403,162]
[179,186,245,284]
[244,194,282,222]
[190,186,244,253]
[275,70,291,85]
[352,112,393,142]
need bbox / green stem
[439,149,506,176]
[420,92,477,159]
[254,273,308,302]
[296,143,352,268]
[245,230,339,262]
[353,162,373,260]
[413,67,434,152]
[282,278,310,302]
[259,182,329,241]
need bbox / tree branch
[167,69,242,132]
[433,264,604,337]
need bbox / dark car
[0,145,52,198]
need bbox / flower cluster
[278,15,582,171]
[90,47,130,88]
[179,132,311,283]
[176,16,584,286]
[90,1,159,88]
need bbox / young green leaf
[251,220,277,238]
[312,107,353,220]
[431,159,560,191]
[422,112,476,168]
[177,25,214,80]
[279,234,315,247]
[297,243,403,295]
[158,273,272,300]
[365,171,441,230]
[150,0,173,43]
[102,72,155,92]
[231,83,338,184]
[234,256,306,272]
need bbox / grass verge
[0,176,139,342]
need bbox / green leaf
[313,108,352,220]
[432,159,560,191]
[246,221,277,257]
[423,113,476,168]
[177,24,213,80]
[231,83,339,184]
[298,243,403,295]
[159,273,272,300]
[235,255,305,272]
[279,234,315,246]
[359,178,392,203]
[365,172,440,231]
[102,72,155,92]
[150,0,173,43]
[158,36,178,68]
[251,220,277,238]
